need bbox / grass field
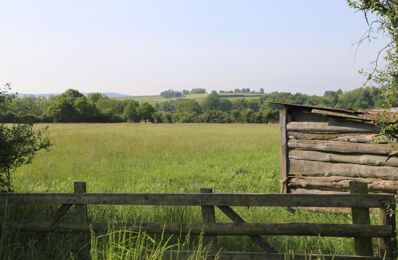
[15,124,279,194]
[5,123,367,258]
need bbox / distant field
[124,93,208,103]
[11,123,355,255]
[124,93,264,103]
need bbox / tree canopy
[348,0,398,140]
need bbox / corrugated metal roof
[269,102,398,123]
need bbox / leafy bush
[0,85,51,191]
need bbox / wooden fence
[0,181,396,260]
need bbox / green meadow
[15,124,279,194]
[5,123,365,258]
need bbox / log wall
[281,107,398,194]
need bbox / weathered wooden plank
[287,131,342,141]
[350,182,373,256]
[6,222,392,237]
[289,188,350,213]
[379,200,397,258]
[280,108,289,193]
[200,188,218,253]
[334,134,387,143]
[288,132,385,143]
[310,108,366,121]
[163,250,383,260]
[289,159,398,180]
[287,121,379,133]
[50,204,73,226]
[364,110,398,123]
[37,203,73,242]
[288,140,394,155]
[289,132,343,141]
[218,206,275,252]
[289,150,398,167]
[289,176,398,193]
[270,102,356,114]
[290,188,347,194]
[0,193,393,208]
[74,182,90,260]
[310,108,397,123]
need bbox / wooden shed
[272,102,398,194]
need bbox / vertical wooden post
[200,188,218,253]
[349,181,373,257]
[379,196,397,258]
[279,108,289,193]
[74,182,91,260]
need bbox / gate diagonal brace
[217,205,276,253]
[37,204,73,242]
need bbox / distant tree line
[183,88,206,95]
[160,89,183,98]
[0,86,394,124]
[219,88,265,94]
[160,88,207,98]
[160,88,266,98]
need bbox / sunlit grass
[9,123,360,257]
[15,123,280,193]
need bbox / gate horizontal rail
[0,192,393,208]
[7,222,393,237]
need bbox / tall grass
[0,220,216,259]
[89,228,215,260]
[5,123,371,256]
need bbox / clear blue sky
[0,0,389,95]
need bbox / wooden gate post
[379,196,397,258]
[74,181,91,260]
[200,188,219,253]
[349,181,373,257]
[279,108,289,194]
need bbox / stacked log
[282,110,398,194]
